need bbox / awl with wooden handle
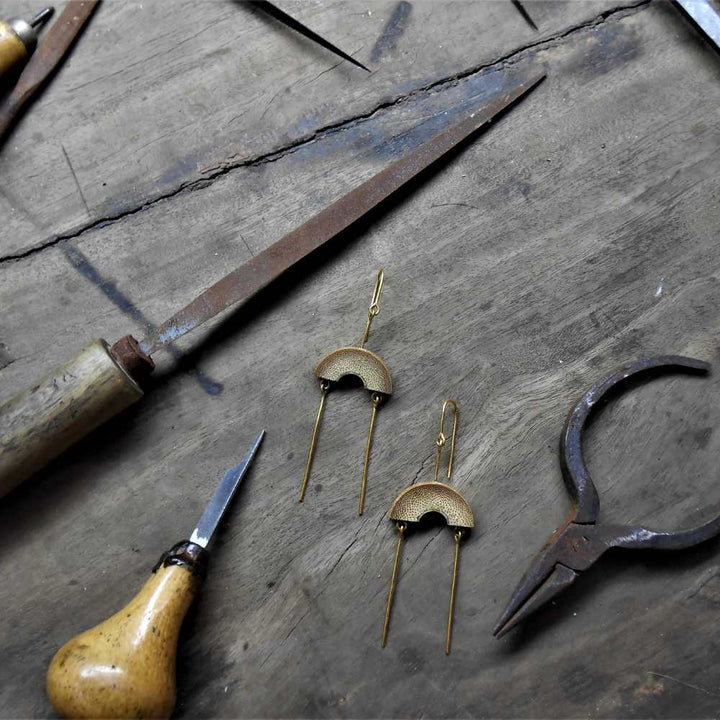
[0,69,545,497]
[0,1,99,145]
[46,430,264,719]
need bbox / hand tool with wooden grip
[0,7,53,82]
[0,1,99,145]
[0,68,545,498]
[46,431,264,719]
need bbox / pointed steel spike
[511,0,539,31]
[253,0,370,71]
[189,431,265,548]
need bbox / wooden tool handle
[0,21,28,82]
[47,542,207,719]
[0,339,145,497]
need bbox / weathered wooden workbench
[2,0,720,716]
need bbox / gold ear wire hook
[359,268,385,348]
[433,399,458,482]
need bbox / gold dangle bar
[358,392,382,515]
[299,380,330,502]
[445,529,463,655]
[382,522,406,647]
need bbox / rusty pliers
[494,355,720,637]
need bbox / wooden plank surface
[3,0,720,717]
[1,0,627,258]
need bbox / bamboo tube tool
[0,69,545,497]
[46,431,264,719]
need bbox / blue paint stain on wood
[371,1,413,63]
[62,245,223,396]
[284,63,529,165]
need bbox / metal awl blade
[189,430,265,548]
[511,0,539,31]
[252,0,370,71]
[140,68,546,356]
[675,0,720,51]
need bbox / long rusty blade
[0,0,100,145]
[141,68,546,355]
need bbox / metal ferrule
[7,19,37,52]
[153,540,209,579]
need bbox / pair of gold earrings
[299,270,474,653]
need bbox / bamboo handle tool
[46,430,264,719]
[0,69,546,497]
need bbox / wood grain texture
[47,564,199,719]
[0,0,630,258]
[0,339,143,497]
[2,0,720,718]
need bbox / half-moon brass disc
[314,347,393,395]
[389,482,474,528]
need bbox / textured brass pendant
[299,269,392,515]
[382,399,474,654]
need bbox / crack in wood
[0,0,653,268]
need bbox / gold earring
[381,399,473,654]
[299,269,392,515]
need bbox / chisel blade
[675,0,720,50]
[189,430,265,548]
[141,68,546,356]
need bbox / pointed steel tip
[523,70,547,87]
[492,604,516,637]
[248,429,266,453]
[492,623,509,638]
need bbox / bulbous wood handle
[47,556,203,719]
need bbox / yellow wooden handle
[47,561,201,719]
[0,339,144,497]
[0,21,28,82]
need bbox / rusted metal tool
[0,68,545,498]
[252,0,370,71]
[0,0,99,146]
[494,355,720,638]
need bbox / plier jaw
[493,521,606,638]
